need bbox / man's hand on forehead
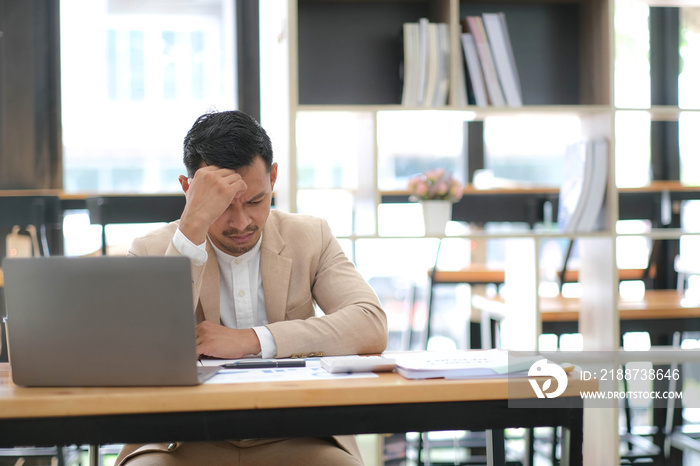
[179,166,248,245]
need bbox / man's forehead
[196,157,267,177]
[239,168,272,199]
[233,185,269,205]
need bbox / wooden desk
[473,290,697,461]
[472,290,700,345]
[558,266,656,284]
[0,363,594,465]
[537,290,700,345]
[540,289,700,319]
[534,290,698,462]
[431,266,654,287]
[431,266,506,285]
[426,266,659,350]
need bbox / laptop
[2,256,220,387]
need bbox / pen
[221,359,306,369]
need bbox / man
[115,110,387,465]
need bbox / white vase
[420,200,452,236]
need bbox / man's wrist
[173,228,207,265]
[178,217,209,246]
[245,328,263,356]
[252,326,276,358]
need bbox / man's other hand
[196,321,262,359]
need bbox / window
[60,0,236,255]
[60,0,237,194]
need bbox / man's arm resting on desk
[266,218,388,358]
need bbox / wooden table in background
[472,289,700,345]
[537,290,700,345]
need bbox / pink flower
[407,170,463,202]
[415,181,429,196]
[424,168,445,183]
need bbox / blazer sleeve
[266,219,388,358]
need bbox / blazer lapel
[199,240,221,323]
[261,214,292,324]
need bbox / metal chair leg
[88,445,100,466]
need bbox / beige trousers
[115,437,364,466]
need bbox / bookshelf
[279,0,617,340]
[266,1,700,463]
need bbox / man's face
[208,157,277,256]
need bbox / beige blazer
[128,210,388,358]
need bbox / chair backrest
[85,195,186,255]
[85,195,185,226]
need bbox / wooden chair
[422,264,505,352]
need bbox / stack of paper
[395,349,541,380]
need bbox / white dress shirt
[172,228,277,358]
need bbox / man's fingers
[196,168,247,195]
[232,179,247,198]
[198,166,239,180]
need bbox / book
[400,22,419,106]
[558,139,609,233]
[416,17,430,106]
[395,349,542,380]
[557,141,588,232]
[574,139,608,231]
[433,23,450,106]
[423,22,439,107]
[482,12,522,107]
[460,32,488,107]
[466,16,506,107]
[453,35,469,106]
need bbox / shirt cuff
[173,228,208,266]
[253,326,277,359]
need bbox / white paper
[201,358,377,384]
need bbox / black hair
[182,110,273,177]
